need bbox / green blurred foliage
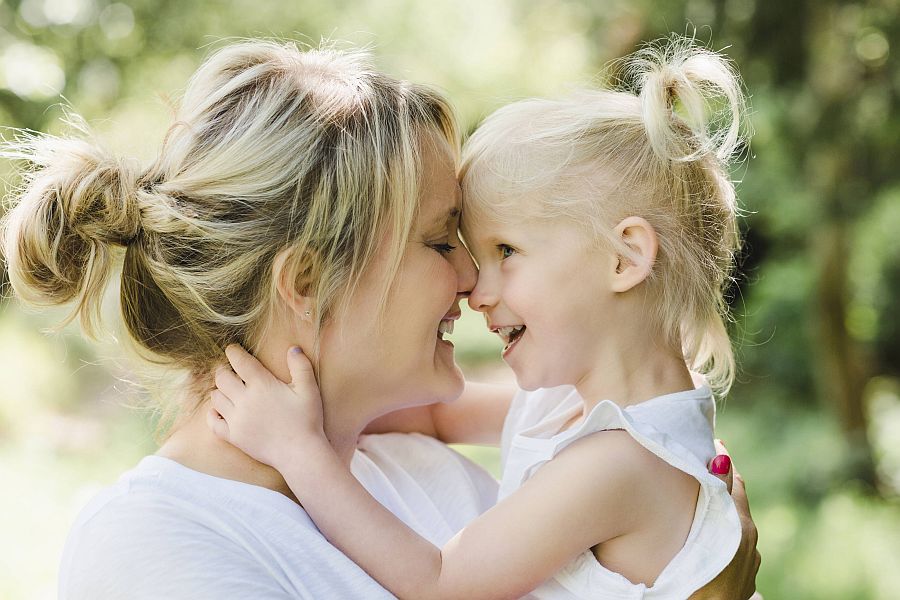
[1,0,899,598]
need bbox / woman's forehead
[418,138,461,226]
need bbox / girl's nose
[468,268,498,313]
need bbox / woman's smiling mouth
[437,310,461,341]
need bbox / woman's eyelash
[431,242,457,254]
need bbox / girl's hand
[206,344,327,469]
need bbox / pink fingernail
[711,454,731,475]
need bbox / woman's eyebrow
[428,207,460,229]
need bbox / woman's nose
[453,244,478,296]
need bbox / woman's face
[317,136,476,422]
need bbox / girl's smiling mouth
[492,324,526,356]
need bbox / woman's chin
[441,364,466,401]
[432,355,466,403]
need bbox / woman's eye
[431,242,457,255]
[499,244,516,259]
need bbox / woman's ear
[273,247,316,322]
[610,216,658,293]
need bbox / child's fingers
[211,389,234,420]
[215,365,245,399]
[286,346,317,390]
[224,344,270,383]
[206,406,230,440]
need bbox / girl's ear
[610,216,658,293]
[273,246,316,322]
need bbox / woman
[2,40,758,598]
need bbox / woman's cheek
[427,253,457,298]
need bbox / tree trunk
[815,222,878,488]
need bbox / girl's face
[318,137,476,421]
[463,213,616,391]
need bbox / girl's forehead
[461,211,530,244]
[462,192,542,231]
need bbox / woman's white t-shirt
[59,432,498,599]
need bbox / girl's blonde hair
[461,36,747,394]
[2,40,458,419]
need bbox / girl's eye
[499,244,516,259]
[431,242,457,255]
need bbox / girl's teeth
[438,320,454,335]
[496,325,524,341]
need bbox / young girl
[210,37,748,599]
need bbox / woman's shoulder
[59,457,276,594]
[65,455,305,527]
[59,457,229,598]
[59,456,391,600]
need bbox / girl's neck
[573,340,695,412]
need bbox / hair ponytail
[2,125,142,338]
[630,36,746,165]
[630,37,747,392]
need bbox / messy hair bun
[2,122,141,337]
[629,36,746,164]
[2,40,459,423]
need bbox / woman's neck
[156,393,367,499]
[156,407,297,498]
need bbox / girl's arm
[209,345,638,600]
[362,382,515,445]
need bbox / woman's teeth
[438,319,455,339]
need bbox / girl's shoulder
[553,427,668,493]
[504,428,666,542]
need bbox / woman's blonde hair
[461,36,747,394]
[2,40,458,418]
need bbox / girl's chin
[515,380,542,392]
[510,367,548,392]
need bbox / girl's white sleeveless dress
[499,385,741,599]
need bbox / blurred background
[1,0,898,598]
